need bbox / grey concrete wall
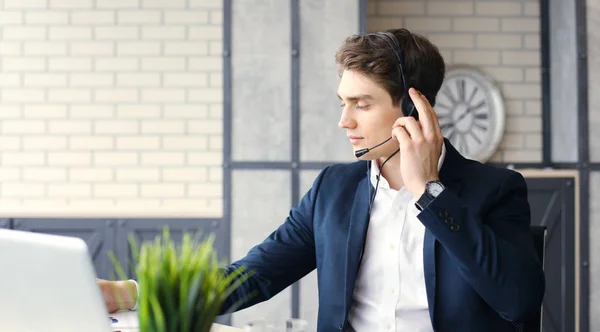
[550,0,579,162]
[231,170,292,326]
[231,0,291,162]
[587,0,600,330]
[588,0,600,163]
[590,173,600,332]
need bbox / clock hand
[455,106,474,123]
[463,100,487,122]
[456,99,486,123]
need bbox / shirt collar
[369,140,447,190]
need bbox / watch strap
[415,180,444,211]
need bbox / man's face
[337,69,402,160]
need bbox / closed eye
[339,102,370,110]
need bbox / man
[99,28,545,331]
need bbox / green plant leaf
[110,226,250,332]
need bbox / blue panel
[115,218,225,278]
[0,219,9,229]
[12,218,116,280]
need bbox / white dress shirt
[347,143,446,332]
[129,279,139,310]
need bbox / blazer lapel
[344,173,372,314]
[423,138,468,324]
[423,229,437,323]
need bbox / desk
[110,311,242,332]
[112,324,241,332]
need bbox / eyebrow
[337,93,374,102]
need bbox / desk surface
[110,311,242,332]
[112,324,241,332]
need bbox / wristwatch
[415,180,445,211]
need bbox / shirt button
[389,244,395,250]
[387,324,392,329]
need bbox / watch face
[428,182,444,196]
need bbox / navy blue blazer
[222,139,545,332]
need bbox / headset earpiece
[402,97,418,120]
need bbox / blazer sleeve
[417,170,545,322]
[218,166,329,314]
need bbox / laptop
[0,228,113,332]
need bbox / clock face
[435,66,505,162]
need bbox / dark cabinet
[520,170,578,332]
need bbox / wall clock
[435,65,506,163]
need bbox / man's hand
[97,279,138,313]
[392,87,444,199]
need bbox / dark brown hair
[335,28,445,107]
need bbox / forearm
[114,280,139,310]
[99,279,138,312]
[218,264,271,315]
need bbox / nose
[338,107,356,129]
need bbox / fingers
[393,116,423,141]
[391,125,410,146]
[407,88,433,135]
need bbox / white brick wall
[0,0,223,216]
[368,0,542,163]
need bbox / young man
[99,28,545,331]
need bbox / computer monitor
[0,228,113,332]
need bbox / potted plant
[110,227,252,332]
